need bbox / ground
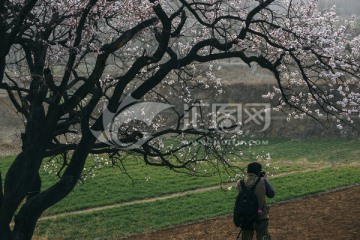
[121,185,360,240]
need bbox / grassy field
[34,167,360,239]
[1,138,359,239]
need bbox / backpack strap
[240,177,261,191]
[250,177,261,191]
[240,179,246,189]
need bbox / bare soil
[122,185,360,240]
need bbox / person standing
[236,162,275,240]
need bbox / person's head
[247,162,262,176]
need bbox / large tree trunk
[0,152,41,240]
[0,97,47,239]
[0,120,96,239]
[0,137,94,239]
[0,88,55,239]
[0,147,46,238]
[12,133,96,239]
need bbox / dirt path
[120,184,360,240]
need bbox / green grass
[0,155,241,215]
[1,138,359,217]
[42,159,233,215]
[0,156,319,216]
[253,138,360,162]
[1,138,359,239]
[42,160,308,216]
[34,166,360,239]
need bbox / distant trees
[0,0,359,239]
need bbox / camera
[259,170,266,177]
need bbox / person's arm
[264,178,275,198]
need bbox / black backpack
[233,177,261,230]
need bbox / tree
[0,0,359,239]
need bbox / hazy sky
[317,0,360,15]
